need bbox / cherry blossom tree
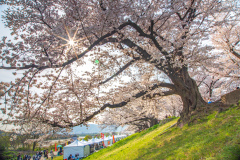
[99,108,159,132]
[20,120,64,151]
[205,21,240,92]
[100,95,182,132]
[194,74,225,101]
[214,25,240,65]
[0,0,239,130]
[156,95,182,117]
[99,98,160,132]
[213,24,240,60]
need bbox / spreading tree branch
[0,20,169,71]
[99,57,140,85]
[41,82,175,128]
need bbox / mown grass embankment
[84,104,240,160]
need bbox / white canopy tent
[103,136,113,146]
[63,135,127,159]
[87,138,103,152]
[63,140,90,159]
[88,138,103,143]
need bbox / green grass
[53,155,63,160]
[84,105,240,160]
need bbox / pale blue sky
[0,5,11,38]
[0,5,15,83]
[0,5,19,131]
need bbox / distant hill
[0,124,126,135]
[71,124,126,134]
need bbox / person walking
[46,149,49,159]
[17,153,21,160]
[50,149,54,160]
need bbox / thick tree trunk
[148,117,159,127]
[32,141,37,151]
[169,67,207,126]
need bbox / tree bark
[148,117,158,128]
[32,141,37,151]
[169,66,207,126]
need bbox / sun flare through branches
[50,24,90,58]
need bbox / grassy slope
[53,156,63,160]
[84,105,240,160]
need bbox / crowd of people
[16,153,31,160]
[67,154,80,160]
[16,149,54,160]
